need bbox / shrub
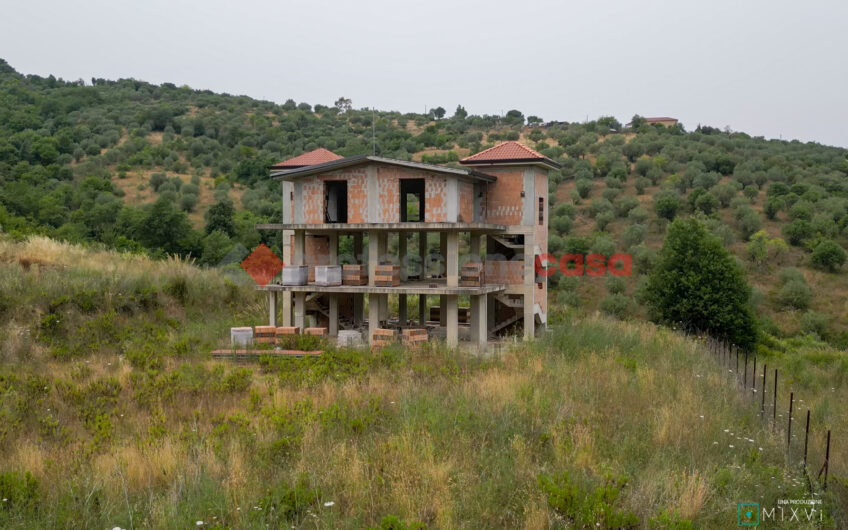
[654,191,681,221]
[777,280,812,310]
[595,210,614,231]
[576,179,592,199]
[801,311,829,338]
[782,219,813,246]
[810,240,846,272]
[621,224,647,249]
[605,276,626,294]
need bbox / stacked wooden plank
[342,264,368,285]
[371,328,396,348]
[374,264,400,287]
[304,327,327,336]
[401,328,427,347]
[254,325,276,344]
[460,263,485,287]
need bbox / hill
[1,58,847,346]
[0,236,844,528]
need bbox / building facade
[256,141,558,348]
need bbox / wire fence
[682,329,833,494]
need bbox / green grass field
[0,237,844,528]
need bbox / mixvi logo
[738,499,824,525]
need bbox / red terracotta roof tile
[459,141,556,167]
[271,148,343,169]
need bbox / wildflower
[196,522,203,526]
[729,445,734,448]
[324,501,335,507]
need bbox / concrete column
[328,232,339,265]
[418,294,426,326]
[368,292,380,345]
[471,294,487,349]
[293,230,305,266]
[368,231,379,287]
[353,233,364,325]
[523,293,534,340]
[439,233,448,327]
[470,232,481,260]
[487,293,496,329]
[398,232,408,281]
[446,295,459,347]
[328,294,339,337]
[418,232,427,280]
[446,231,459,288]
[523,232,535,340]
[378,233,389,321]
[268,291,277,327]
[398,295,407,325]
[294,292,306,331]
[282,228,293,327]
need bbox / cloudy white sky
[2,0,847,147]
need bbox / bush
[605,276,626,295]
[595,210,614,231]
[810,240,846,272]
[801,311,829,338]
[777,280,812,310]
[621,224,647,249]
[654,191,681,221]
[576,179,592,199]
[782,219,813,246]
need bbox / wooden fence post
[773,369,778,432]
[787,392,794,463]
[803,410,810,471]
[760,364,767,418]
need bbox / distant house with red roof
[270,148,343,170]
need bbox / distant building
[627,117,679,128]
[256,142,558,348]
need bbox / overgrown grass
[0,236,843,528]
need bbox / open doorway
[324,181,347,223]
[400,179,425,222]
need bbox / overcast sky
[3,0,847,147]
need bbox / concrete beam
[446,295,459,347]
[368,231,379,287]
[418,232,427,279]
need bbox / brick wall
[482,168,524,225]
[302,177,323,224]
[484,260,524,285]
[425,175,447,221]
[458,180,474,222]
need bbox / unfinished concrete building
[257,141,558,348]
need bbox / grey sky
[3,0,848,147]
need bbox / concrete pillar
[418,232,427,280]
[524,233,535,340]
[368,231,379,287]
[282,228,293,327]
[294,292,306,331]
[398,232,408,281]
[470,232,481,259]
[446,295,459,347]
[328,232,339,265]
[439,233,447,327]
[471,294,488,349]
[523,293,534,340]
[446,231,459,288]
[399,294,407,325]
[268,291,277,327]
[487,293,496,329]
[293,230,305,266]
[353,233,364,325]
[368,292,380,345]
[418,294,426,326]
[329,294,339,337]
[378,233,388,321]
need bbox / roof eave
[460,158,561,170]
